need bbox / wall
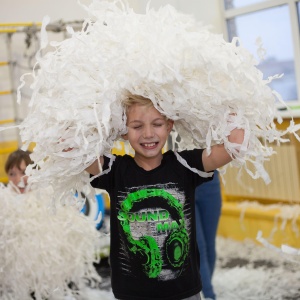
[0,0,91,23]
[129,0,224,33]
[0,0,223,30]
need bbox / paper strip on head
[17,0,300,198]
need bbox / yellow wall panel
[222,144,300,203]
[218,202,300,248]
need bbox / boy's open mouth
[141,142,158,148]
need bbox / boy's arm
[202,128,245,171]
[85,156,104,175]
[62,144,104,175]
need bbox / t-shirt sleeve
[176,149,214,185]
[178,149,205,170]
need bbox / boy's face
[8,159,28,194]
[124,103,173,168]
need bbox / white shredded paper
[257,231,300,264]
[238,200,300,237]
[0,184,102,300]
[16,0,300,199]
[236,200,300,263]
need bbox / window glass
[298,2,300,26]
[224,0,269,9]
[227,5,297,101]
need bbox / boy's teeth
[144,143,155,147]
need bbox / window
[223,0,300,107]
[225,0,270,9]
[298,2,300,26]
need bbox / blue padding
[77,192,105,229]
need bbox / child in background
[86,95,244,300]
[1,148,102,299]
[5,149,40,299]
[195,170,222,300]
[5,149,33,194]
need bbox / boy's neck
[134,155,163,171]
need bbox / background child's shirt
[91,149,212,300]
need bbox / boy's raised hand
[202,127,245,172]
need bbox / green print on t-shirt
[118,188,189,278]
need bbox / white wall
[129,0,224,33]
[1,0,224,32]
[0,0,224,143]
[0,0,90,23]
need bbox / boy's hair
[5,149,33,173]
[123,94,153,112]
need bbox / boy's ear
[167,120,174,132]
[122,133,128,140]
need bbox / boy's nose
[15,174,27,188]
[15,174,22,184]
[143,126,154,138]
[23,175,28,184]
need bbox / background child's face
[124,103,173,163]
[8,159,28,193]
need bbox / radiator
[222,144,300,203]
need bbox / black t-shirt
[90,149,212,300]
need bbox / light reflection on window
[224,0,270,10]
[298,2,300,27]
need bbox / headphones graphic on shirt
[119,188,189,278]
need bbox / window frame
[220,0,300,114]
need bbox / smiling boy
[86,94,244,300]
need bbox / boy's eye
[133,125,142,129]
[154,123,163,127]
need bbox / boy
[5,149,33,194]
[86,94,244,300]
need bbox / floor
[213,237,300,300]
[77,236,300,300]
